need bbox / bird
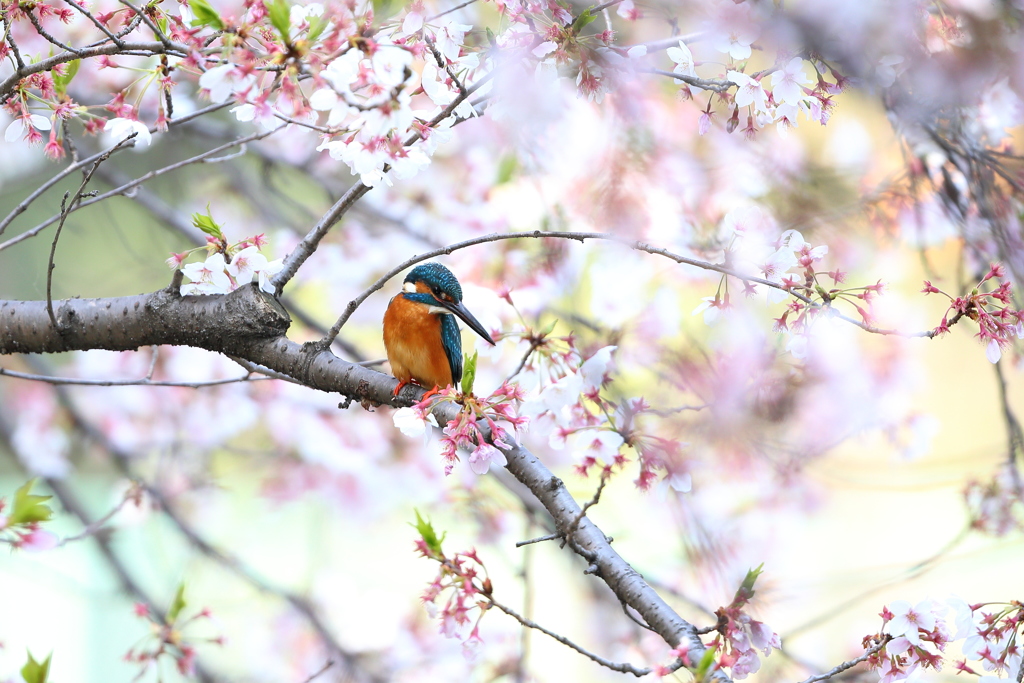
[383,262,496,396]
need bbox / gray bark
[0,283,721,678]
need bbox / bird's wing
[440,313,463,386]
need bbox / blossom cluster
[673,39,844,138]
[654,565,780,679]
[696,223,830,311]
[167,215,282,295]
[0,479,58,552]
[0,0,859,179]
[865,597,1023,683]
[509,333,623,466]
[964,464,1024,536]
[695,218,894,356]
[125,585,222,678]
[393,380,525,476]
[922,263,1024,364]
[507,327,690,490]
[413,512,491,658]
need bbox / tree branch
[316,229,937,350]
[0,284,725,679]
[0,41,188,103]
[0,128,280,254]
[28,354,383,682]
[270,73,492,293]
[796,636,891,683]
[489,596,652,676]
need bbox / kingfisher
[383,263,495,396]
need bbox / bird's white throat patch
[402,282,417,293]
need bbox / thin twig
[25,9,82,54]
[45,134,133,329]
[0,129,279,254]
[515,533,560,548]
[0,102,231,239]
[797,636,891,683]
[426,38,468,97]
[0,365,275,387]
[270,72,494,293]
[629,33,704,54]
[145,345,159,379]
[586,0,625,17]
[490,597,652,677]
[58,487,138,547]
[317,230,937,351]
[299,660,335,683]
[504,338,542,383]
[562,466,612,547]
[45,191,72,330]
[61,0,124,46]
[993,360,1024,494]
[1,9,27,71]
[642,68,733,93]
[119,0,174,49]
[425,0,479,21]
[0,41,188,103]
[620,599,657,632]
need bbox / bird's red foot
[420,385,443,402]
[393,380,409,397]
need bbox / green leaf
[461,351,478,395]
[495,153,518,185]
[306,14,328,43]
[410,509,445,558]
[21,651,52,683]
[53,59,80,95]
[9,479,53,526]
[733,563,764,605]
[537,318,558,338]
[188,0,224,30]
[157,15,169,35]
[740,563,764,594]
[694,646,717,681]
[570,7,597,34]
[371,0,402,23]
[266,0,291,39]
[484,26,497,49]
[167,582,187,623]
[190,206,223,240]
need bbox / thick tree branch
[0,284,723,679]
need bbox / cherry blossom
[771,58,812,106]
[709,2,760,60]
[467,443,507,474]
[198,64,258,104]
[4,114,51,143]
[729,71,769,113]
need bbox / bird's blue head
[405,263,463,304]
[402,263,494,346]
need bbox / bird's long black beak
[443,300,496,345]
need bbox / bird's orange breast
[383,294,454,389]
